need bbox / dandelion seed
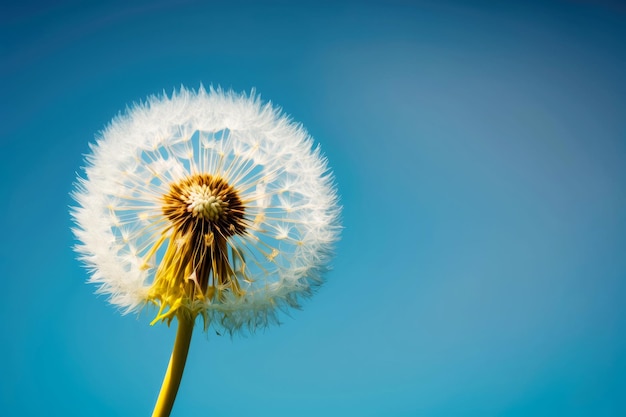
[71,86,341,416]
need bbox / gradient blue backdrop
[1,1,625,416]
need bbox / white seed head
[71,86,341,334]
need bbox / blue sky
[1,1,625,416]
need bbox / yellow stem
[152,313,195,417]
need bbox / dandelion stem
[152,313,195,417]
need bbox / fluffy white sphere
[71,86,341,333]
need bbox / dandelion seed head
[71,86,341,334]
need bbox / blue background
[2,1,625,416]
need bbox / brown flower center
[162,173,247,238]
[147,174,248,324]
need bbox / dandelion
[71,86,341,416]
